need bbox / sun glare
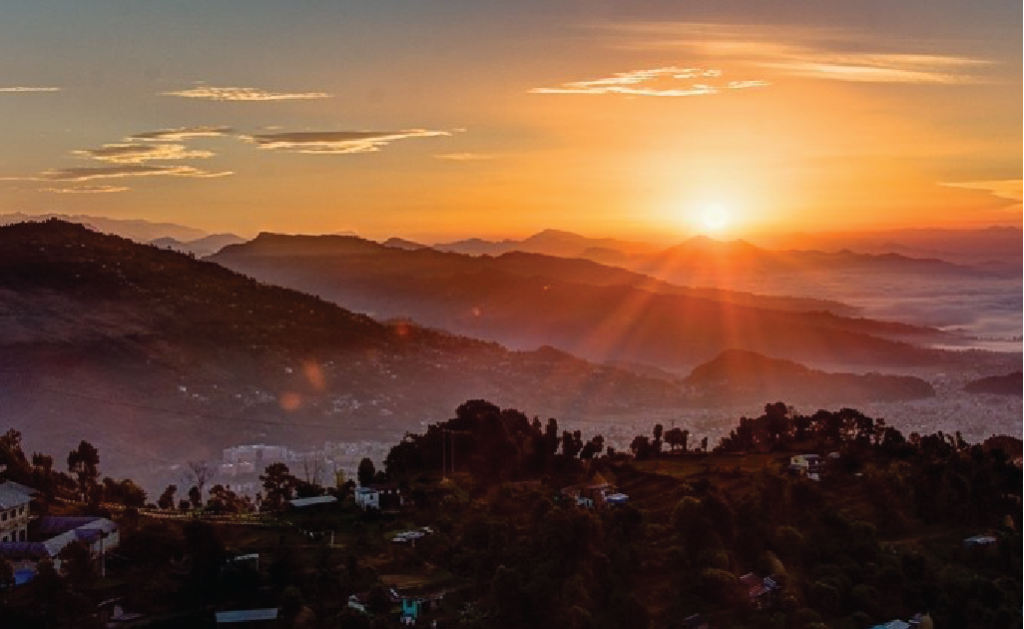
[699,204,731,234]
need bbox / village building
[354,483,403,511]
[0,481,119,584]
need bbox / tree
[184,461,214,503]
[665,428,689,453]
[630,435,651,460]
[67,440,100,502]
[357,458,376,487]
[188,485,202,509]
[58,540,95,589]
[652,424,664,457]
[261,462,297,511]
[157,484,177,510]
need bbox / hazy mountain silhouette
[434,228,655,258]
[149,233,246,257]
[685,349,935,405]
[964,372,1023,396]
[0,220,684,483]
[210,232,957,371]
[0,211,210,243]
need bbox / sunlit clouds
[34,165,233,182]
[942,180,1023,204]
[73,143,215,165]
[245,130,450,155]
[164,86,331,101]
[0,86,61,92]
[130,126,234,142]
[605,23,993,85]
[41,185,129,194]
[530,66,768,97]
[761,54,989,84]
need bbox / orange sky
[0,3,1019,241]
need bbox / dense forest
[0,400,1020,628]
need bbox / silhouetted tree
[357,458,376,487]
[67,440,100,502]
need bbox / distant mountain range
[0,220,684,484]
[434,228,656,259]
[685,350,935,405]
[210,232,960,371]
[150,233,247,257]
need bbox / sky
[0,0,1020,242]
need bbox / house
[739,573,779,610]
[868,622,909,629]
[0,482,119,583]
[788,454,824,480]
[400,591,445,624]
[0,481,35,543]
[354,483,403,511]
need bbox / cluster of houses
[559,473,629,509]
[786,452,840,481]
[0,480,119,585]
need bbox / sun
[698,203,731,234]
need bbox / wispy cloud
[0,86,61,93]
[435,152,499,161]
[942,180,1023,202]
[761,54,988,84]
[73,143,215,164]
[602,23,990,85]
[130,126,234,142]
[245,129,450,154]
[164,86,331,101]
[26,165,233,182]
[530,66,767,97]
[41,184,129,194]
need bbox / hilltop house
[0,481,119,583]
[354,483,403,511]
[0,480,34,542]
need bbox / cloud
[164,86,331,101]
[245,129,450,154]
[530,66,766,97]
[761,54,988,84]
[130,126,233,142]
[602,23,990,85]
[942,180,1023,202]
[435,152,499,161]
[72,143,215,164]
[0,86,61,92]
[41,185,129,194]
[26,165,233,182]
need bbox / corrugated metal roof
[215,609,279,623]
[288,495,338,508]
[0,482,33,509]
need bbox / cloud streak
[245,129,450,154]
[435,152,500,161]
[603,23,990,85]
[942,180,1023,202]
[530,66,767,97]
[28,165,233,182]
[41,184,129,194]
[130,126,234,142]
[0,86,61,92]
[164,86,331,101]
[73,143,215,164]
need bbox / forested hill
[0,220,683,482]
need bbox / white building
[0,481,34,543]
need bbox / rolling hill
[210,233,953,371]
[0,220,685,484]
[685,350,936,405]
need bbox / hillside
[209,233,954,371]
[0,220,684,483]
[684,350,936,405]
[964,372,1022,396]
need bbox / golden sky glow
[0,2,1019,241]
